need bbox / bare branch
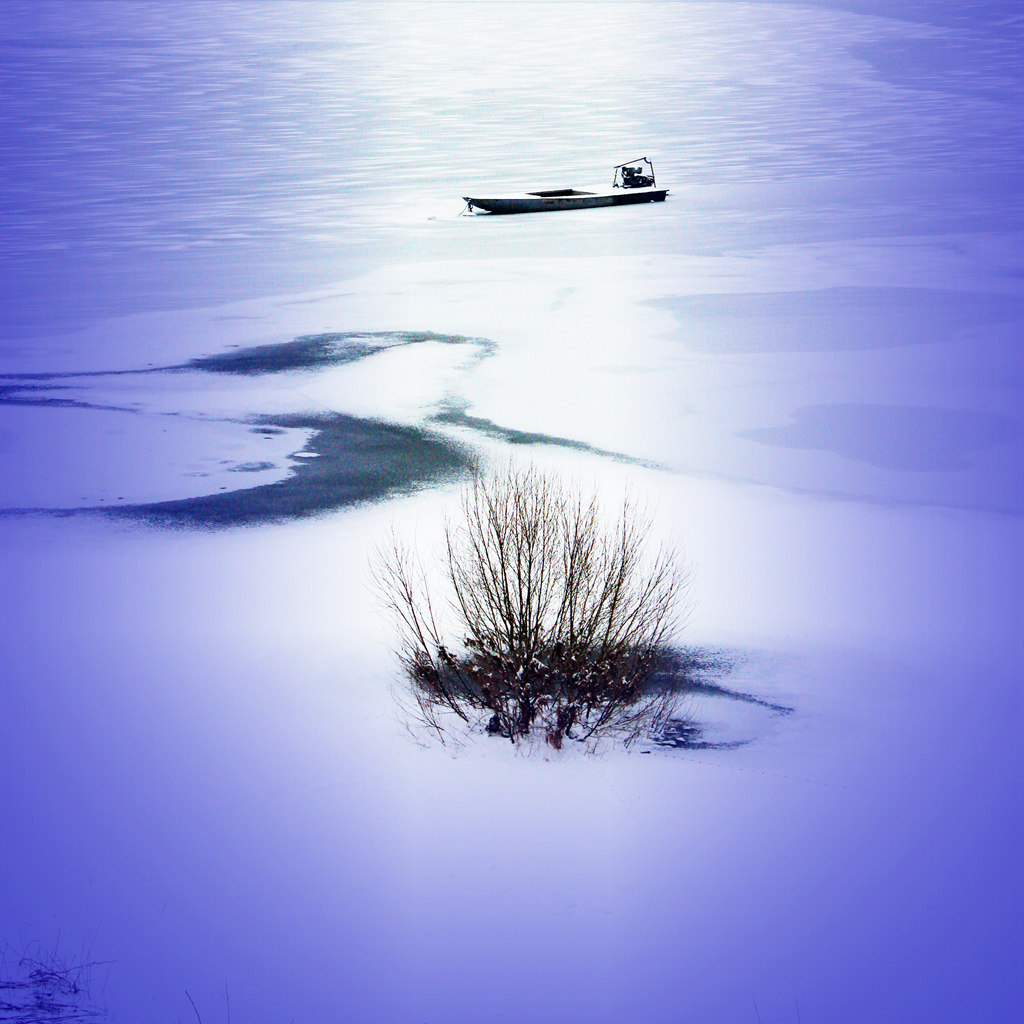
[372,464,693,749]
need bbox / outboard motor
[621,164,654,188]
[613,158,657,189]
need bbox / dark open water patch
[101,413,473,529]
[0,380,137,413]
[431,399,663,469]
[644,647,793,752]
[184,330,494,375]
[1,328,495,527]
[650,719,747,752]
[0,331,494,384]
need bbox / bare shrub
[376,464,692,749]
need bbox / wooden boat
[463,158,668,215]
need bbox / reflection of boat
[463,158,668,214]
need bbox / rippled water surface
[2,0,1021,337]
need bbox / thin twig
[185,989,202,1024]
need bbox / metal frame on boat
[463,158,668,215]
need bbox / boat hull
[464,186,668,214]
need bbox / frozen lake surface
[1,3,1021,1022]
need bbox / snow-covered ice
[1,2,1021,1022]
